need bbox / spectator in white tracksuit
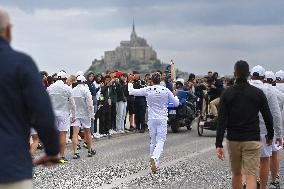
[249,66,282,189]
[71,75,96,159]
[128,72,179,174]
[275,70,284,116]
[47,71,76,163]
[264,71,284,187]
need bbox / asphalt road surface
[33,122,284,189]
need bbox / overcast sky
[1,0,284,75]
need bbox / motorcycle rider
[128,72,179,174]
[176,78,196,105]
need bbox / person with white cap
[47,71,76,163]
[249,65,282,189]
[76,71,84,77]
[71,75,96,159]
[275,70,284,136]
[128,72,179,174]
[264,71,284,188]
[275,70,284,94]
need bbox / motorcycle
[167,97,199,133]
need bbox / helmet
[176,78,185,85]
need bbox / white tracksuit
[250,80,282,156]
[72,84,94,119]
[265,83,284,150]
[275,83,284,137]
[128,83,179,165]
[47,80,76,131]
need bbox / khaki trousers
[0,179,32,189]
[209,97,220,116]
[227,141,261,176]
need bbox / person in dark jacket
[0,8,59,189]
[216,60,274,189]
[98,75,113,135]
[86,71,100,135]
[132,71,147,133]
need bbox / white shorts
[55,116,70,132]
[30,128,37,135]
[272,137,283,152]
[71,117,91,129]
[260,134,272,158]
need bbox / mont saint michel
[88,22,164,74]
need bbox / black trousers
[134,100,147,130]
[99,104,111,134]
[111,102,116,130]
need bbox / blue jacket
[177,88,196,105]
[0,37,60,183]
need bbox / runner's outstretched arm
[128,83,147,97]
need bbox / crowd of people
[32,64,284,188]
[28,68,227,161]
[1,7,284,189]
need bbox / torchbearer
[128,72,179,174]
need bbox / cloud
[1,1,284,75]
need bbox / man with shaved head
[0,8,11,42]
[0,8,60,189]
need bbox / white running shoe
[93,133,101,139]
[112,129,118,134]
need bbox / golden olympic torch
[170,59,176,89]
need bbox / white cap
[275,70,284,80]
[77,75,86,82]
[76,71,84,76]
[251,65,265,77]
[57,71,67,79]
[264,71,276,81]
[176,78,185,85]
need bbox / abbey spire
[131,18,137,40]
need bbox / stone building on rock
[103,21,157,69]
